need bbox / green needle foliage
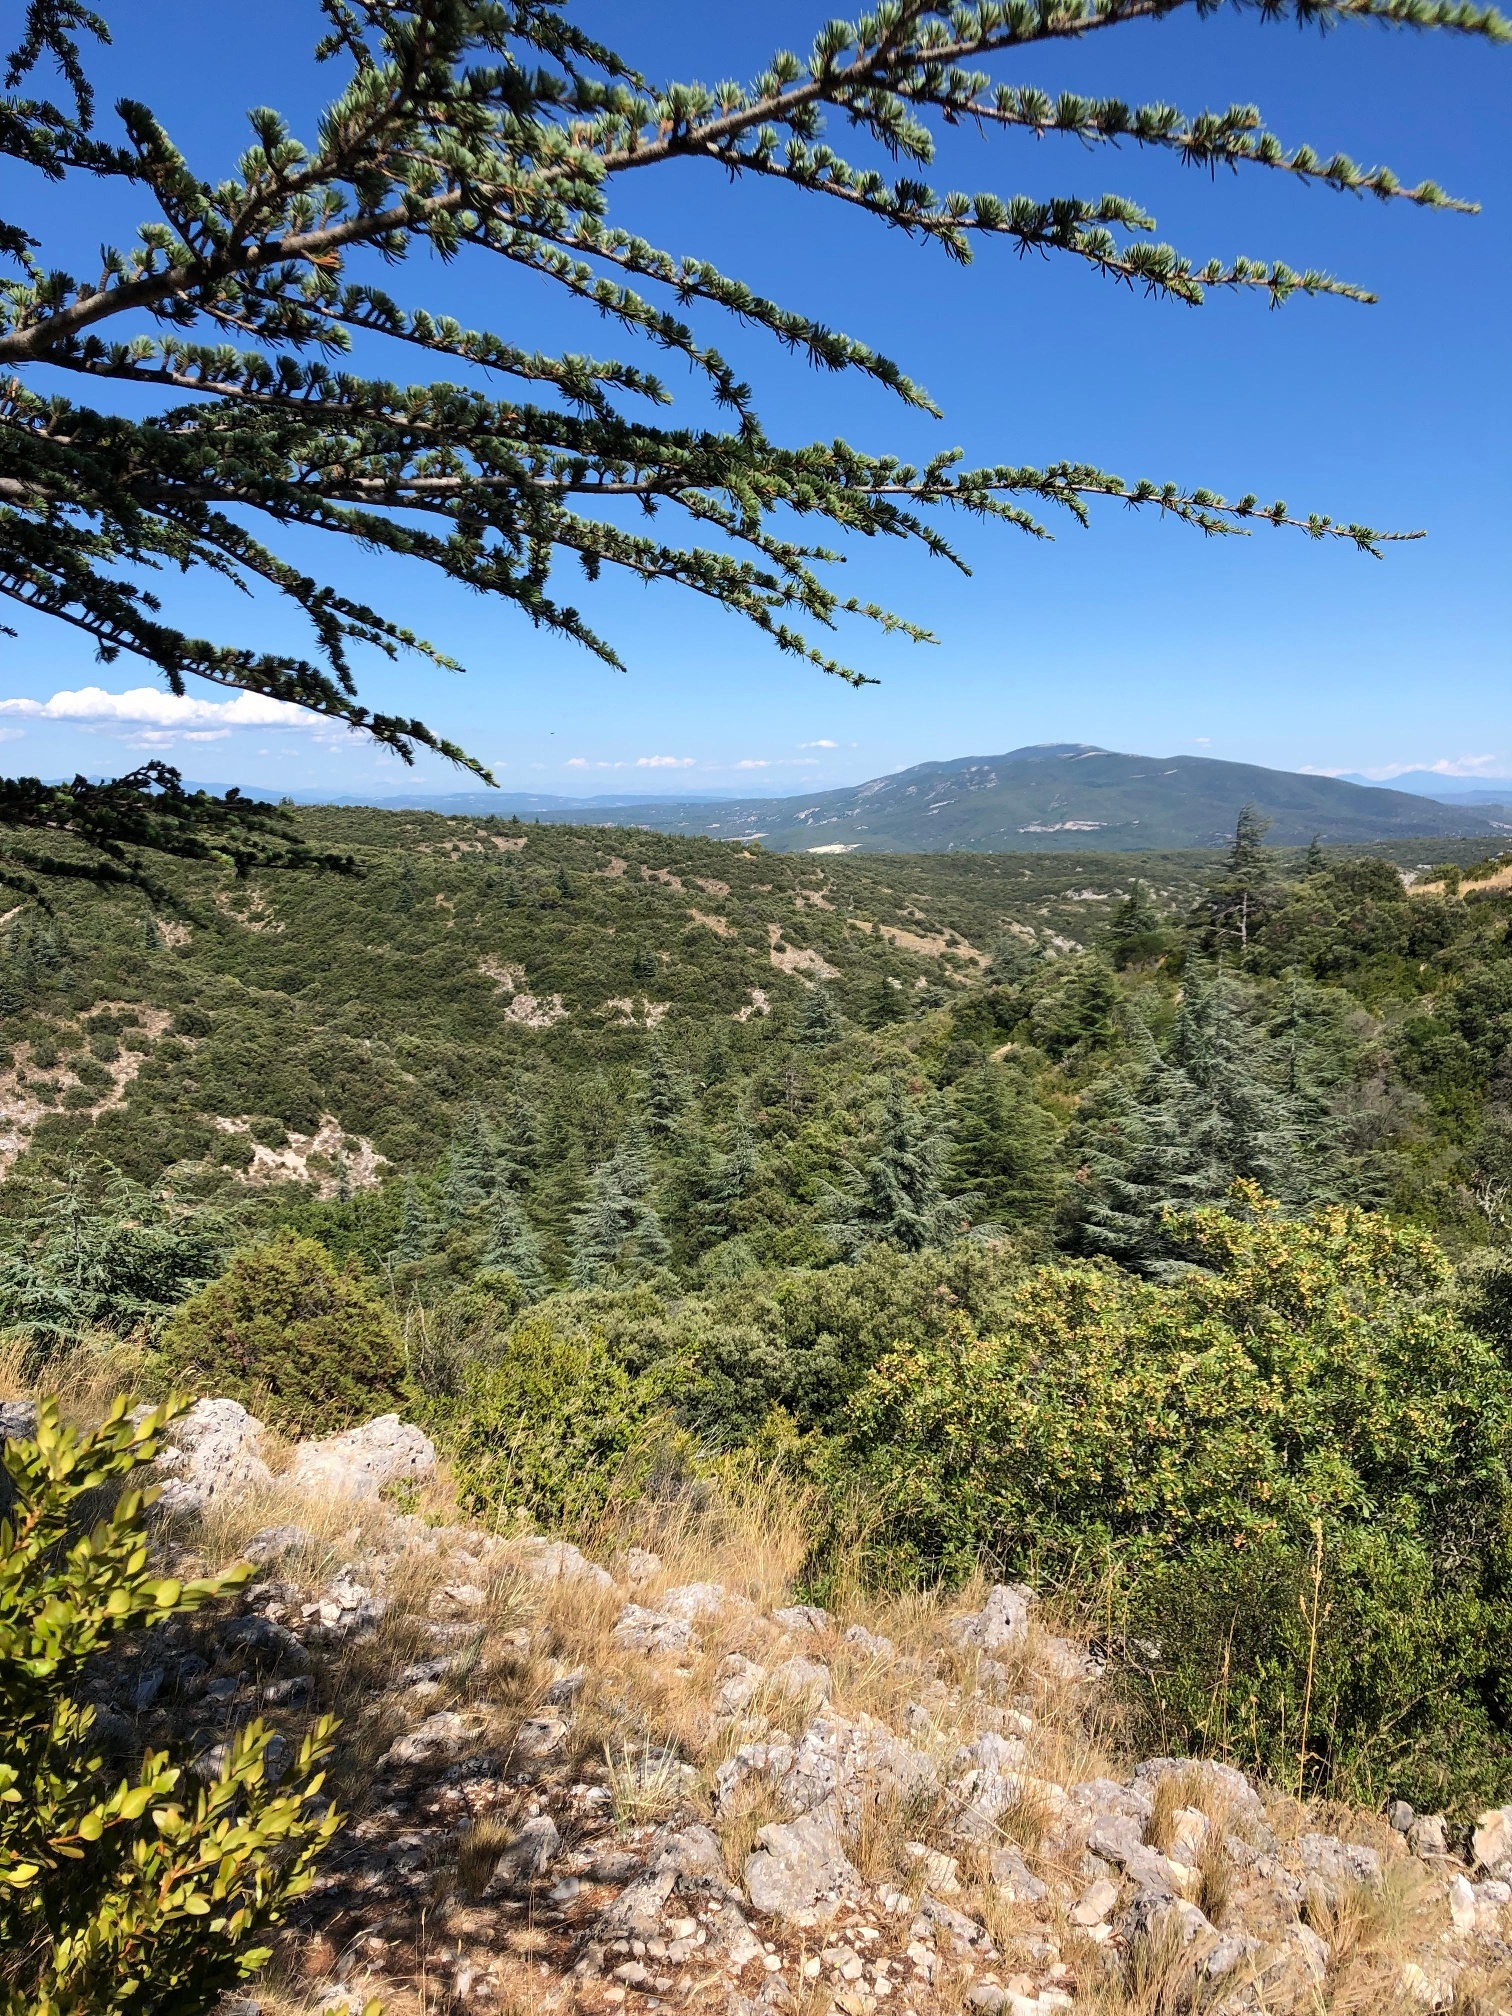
[0,1396,356,2016]
[158,1229,406,1433]
[0,0,1505,879]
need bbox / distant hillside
[1337,769,1512,804]
[219,746,1509,852]
[474,745,1510,852]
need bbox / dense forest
[6,805,1512,1809]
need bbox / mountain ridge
[204,744,1510,853]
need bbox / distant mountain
[487,745,1512,852]
[179,747,1512,852]
[1337,769,1512,805]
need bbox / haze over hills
[1337,769,1512,804]
[193,745,1512,853]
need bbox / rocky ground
[16,1397,1512,2016]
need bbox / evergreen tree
[0,0,1471,879]
[1070,970,1317,1275]
[631,945,660,987]
[493,1085,542,1191]
[697,1119,760,1247]
[1106,880,1167,968]
[1305,832,1328,875]
[569,1125,671,1287]
[823,1086,975,1256]
[987,933,1044,984]
[396,858,417,914]
[795,985,843,1047]
[641,1033,688,1139]
[393,1173,434,1263]
[1198,803,1276,953]
[864,974,907,1030]
[949,1063,1058,1227]
[480,1184,551,1301]
[440,1103,495,1225]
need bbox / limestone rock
[288,1414,435,1501]
[1298,1832,1382,1898]
[301,1574,385,1644]
[949,1583,1035,1653]
[0,1397,38,1443]
[1472,1807,1512,1872]
[744,1798,856,1919]
[486,1814,560,1892]
[514,1538,613,1588]
[988,1844,1049,1904]
[1132,1757,1268,1829]
[611,1602,694,1655]
[767,1654,832,1703]
[1071,1877,1119,1926]
[772,1604,830,1635]
[661,1580,731,1621]
[1449,1875,1477,1933]
[154,1398,272,1516]
[716,1654,768,1715]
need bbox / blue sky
[2,0,1508,799]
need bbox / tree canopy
[0,0,1505,878]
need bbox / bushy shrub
[835,1190,1512,1808]
[431,1311,682,1528]
[0,1396,355,2015]
[159,1230,405,1435]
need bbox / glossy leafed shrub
[838,1191,1512,1807]
[0,1397,358,2016]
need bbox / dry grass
[845,1778,951,1887]
[1,1330,150,1426]
[454,1812,524,1900]
[714,1774,787,1882]
[604,1740,693,1827]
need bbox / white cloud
[799,738,838,749]
[735,758,770,769]
[567,757,626,769]
[636,754,695,768]
[1191,737,1211,747]
[0,727,24,744]
[0,684,312,730]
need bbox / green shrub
[835,1190,1512,1809]
[0,1396,355,2016]
[159,1230,405,1435]
[432,1311,682,1528]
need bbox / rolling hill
[307,745,1510,853]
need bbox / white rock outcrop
[286,1413,436,1500]
[153,1398,272,1516]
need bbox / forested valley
[5,806,1512,1809]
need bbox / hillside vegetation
[5,805,1512,1813]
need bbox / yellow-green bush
[0,1398,355,2016]
[836,1190,1512,1809]
[431,1311,684,1529]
